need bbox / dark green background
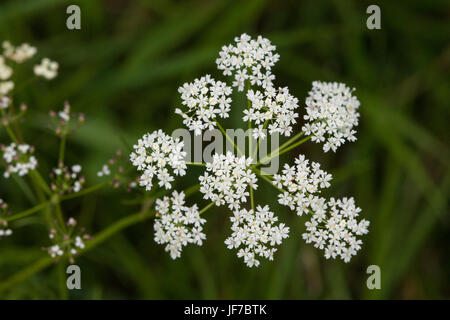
[0,0,449,299]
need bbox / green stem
[57,261,68,300]
[186,162,205,167]
[249,187,255,211]
[258,131,305,165]
[6,201,51,222]
[60,182,109,201]
[6,182,110,221]
[1,108,18,142]
[277,135,312,157]
[216,120,243,156]
[59,135,66,164]
[199,202,214,215]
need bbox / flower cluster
[245,86,299,139]
[130,33,369,267]
[48,102,85,137]
[216,33,279,91]
[0,199,12,238]
[97,164,111,177]
[2,41,36,63]
[154,191,206,259]
[1,143,38,178]
[97,150,135,189]
[199,152,257,210]
[34,58,58,80]
[302,81,360,152]
[0,40,58,97]
[130,130,187,191]
[274,154,332,216]
[225,205,289,267]
[302,197,369,262]
[50,163,85,195]
[47,217,90,263]
[175,74,232,136]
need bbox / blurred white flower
[34,58,58,80]
[0,56,12,80]
[130,130,187,191]
[0,96,10,109]
[154,190,206,259]
[302,81,360,152]
[2,41,36,63]
[0,81,14,96]
[97,164,111,177]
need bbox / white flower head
[154,190,206,259]
[2,41,36,63]
[274,154,332,217]
[34,58,58,80]
[245,86,299,138]
[1,143,38,178]
[199,152,257,211]
[302,197,369,263]
[216,33,279,91]
[302,81,360,152]
[225,205,289,267]
[176,74,232,136]
[130,130,187,191]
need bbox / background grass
[0,0,449,299]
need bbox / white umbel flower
[302,81,360,152]
[154,190,206,259]
[176,74,232,136]
[34,58,58,80]
[216,33,279,91]
[199,152,257,210]
[130,130,187,191]
[245,86,299,138]
[302,197,369,263]
[273,154,332,216]
[2,41,36,63]
[225,205,289,267]
[1,143,38,178]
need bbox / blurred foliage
[0,0,449,299]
